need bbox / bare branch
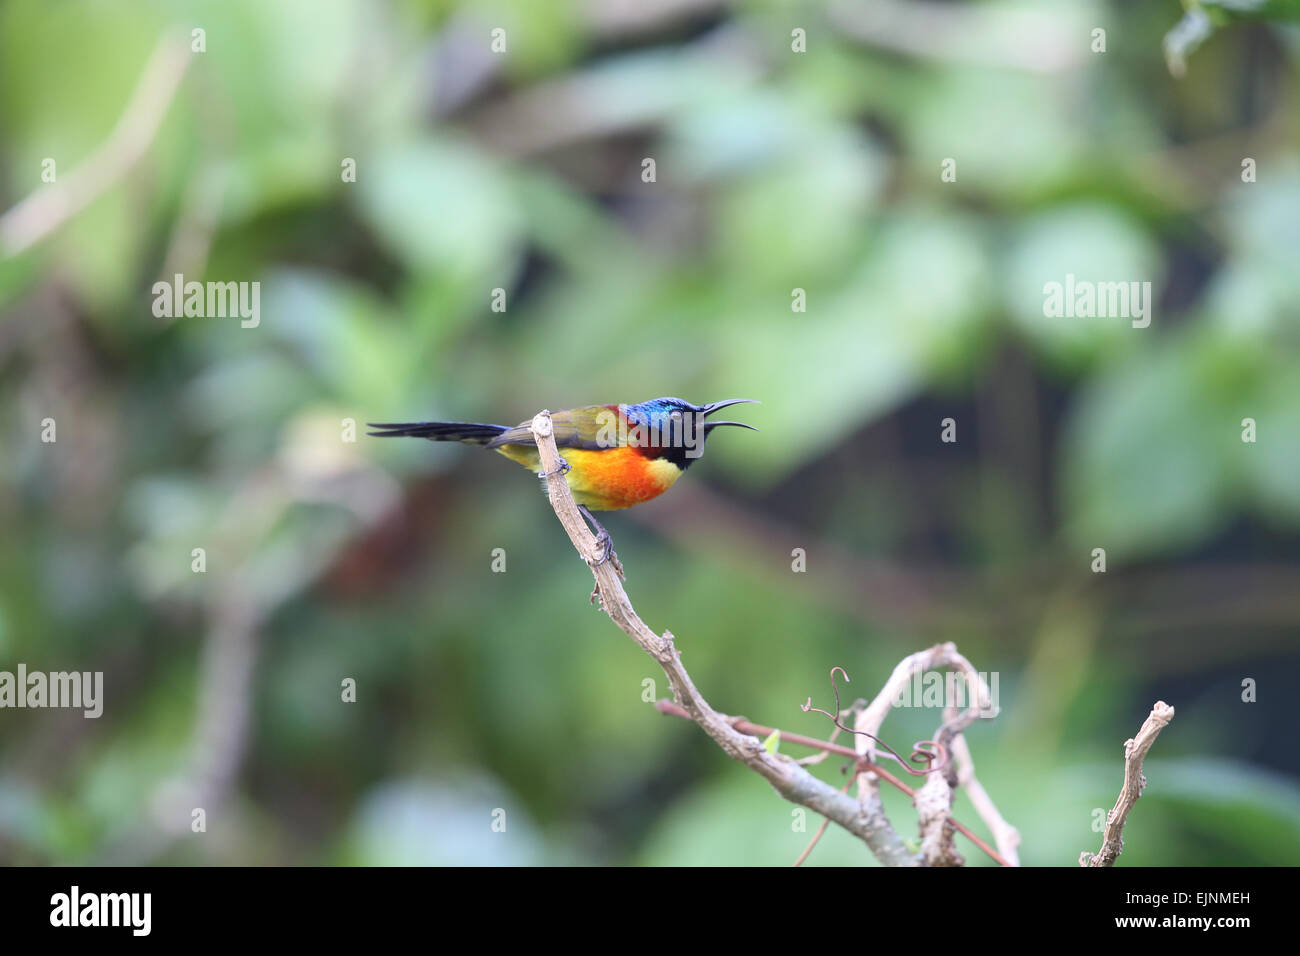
[852,644,975,797]
[527,410,917,865]
[920,650,990,866]
[915,772,964,867]
[654,696,1013,866]
[1081,701,1176,867]
[850,642,1011,865]
[948,727,1021,867]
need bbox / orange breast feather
[563,446,682,510]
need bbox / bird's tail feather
[366,421,508,444]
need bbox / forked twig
[802,666,947,775]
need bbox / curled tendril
[801,666,947,776]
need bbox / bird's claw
[592,529,613,567]
[577,503,624,579]
[539,457,571,479]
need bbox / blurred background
[1,0,1299,866]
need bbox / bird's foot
[579,504,625,580]
[592,528,614,566]
[539,457,571,479]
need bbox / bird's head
[622,397,759,468]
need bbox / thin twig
[802,665,947,775]
[947,720,1021,866]
[793,772,857,867]
[794,698,864,767]
[653,700,1011,867]
[853,645,982,799]
[847,642,1006,866]
[916,654,996,866]
[1080,701,1176,867]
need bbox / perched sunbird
[368,397,759,563]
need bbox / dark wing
[485,405,625,450]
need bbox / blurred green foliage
[1,0,1299,865]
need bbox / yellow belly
[494,444,683,510]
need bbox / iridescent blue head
[621,397,759,468]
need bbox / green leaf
[1063,339,1230,559]
[1003,204,1161,370]
[357,139,525,282]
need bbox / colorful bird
[368,398,759,563]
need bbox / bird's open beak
[702,420,759,433]
[699,398,760,417]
